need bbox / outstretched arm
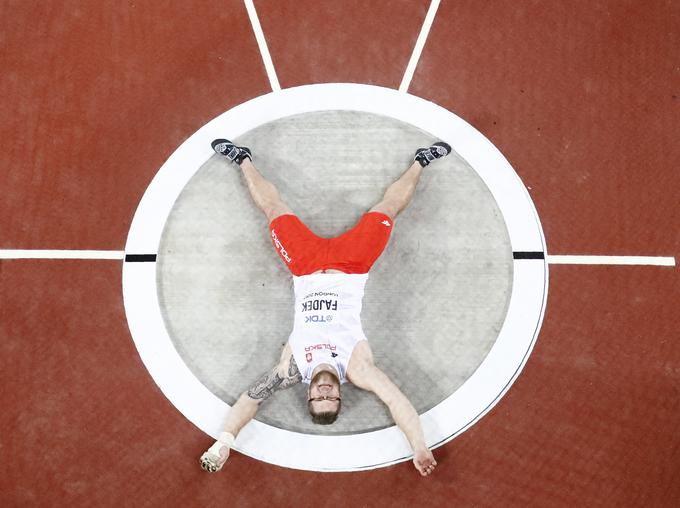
[224,346,302,437]
[354,366,427,450]
[200,343,301,472]
[350,363,437,477]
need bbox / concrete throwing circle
[123,83,548,472]
[157,110,513,436]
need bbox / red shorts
[269,212,393,276]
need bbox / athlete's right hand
[199,443,230,473]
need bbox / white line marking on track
[244,0,281,92]
[548,255,676,266]
[399,0,441,93]
[1,251,673,266]
[0,250,124,260]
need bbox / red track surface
[1,1,678,506]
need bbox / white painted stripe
[399,0,441,93]
[244,0,281,92]
[0,250,124,260]
[548,255,676,266]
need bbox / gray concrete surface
[157,111,512,435]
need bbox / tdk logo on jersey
[331,352,338,358]
[305,315,333,323]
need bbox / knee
[264,202,294,222]
[370,200,399,219]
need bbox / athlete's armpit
[246,355,302,401]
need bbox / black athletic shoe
[211,138,252,165]
[414,142,452,167]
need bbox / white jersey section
[288,273,369,384]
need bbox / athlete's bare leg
[212,138,294,222]
[370,142,451,219]
[239,159,294,222]
[369,161,424,219]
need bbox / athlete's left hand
[413,447,437,476]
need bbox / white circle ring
[122,83,548,472]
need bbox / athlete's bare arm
[347,342,437,477]
[200,343,301,472]
[224,342,302,436]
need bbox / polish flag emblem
[306,352,312,363]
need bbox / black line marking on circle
[513,251,545,260]
[125,254,157,262]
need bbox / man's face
[308,370,341,414]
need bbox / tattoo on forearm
[247,355,302,401]
[288,355,301,379]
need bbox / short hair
[308,370,342,424]
[308,399,341,425]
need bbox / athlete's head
[307,369,341,425]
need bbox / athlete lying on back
[200,138,451,476]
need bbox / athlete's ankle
[239,158,254,170]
